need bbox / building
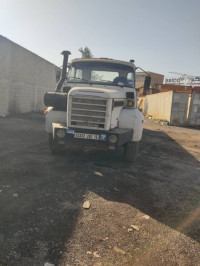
[136,71,164,89]
[165,76,200,87]
[0,35,60,116]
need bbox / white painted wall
[139,91,189,125]
[142,91,173,121]
[0,35,59,116]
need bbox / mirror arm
[136,86,144,91]
[136,66,151,77]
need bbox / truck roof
[69,58,135,68]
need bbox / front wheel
[48,134,65,154]
[124,141,139,162]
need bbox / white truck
[44,51,151,162]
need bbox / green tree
[79,47,93,58]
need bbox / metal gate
[170,92,189,125]
[188,93,200,126]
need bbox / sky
[1,0,200,77]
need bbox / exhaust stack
[56,50,71,92]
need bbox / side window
[68,67,75,79]
[75,69,82,79]
[68,67,82,80]
[127,72,134,87]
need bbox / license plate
[74,133,100,140]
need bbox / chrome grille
[69,96,107,129]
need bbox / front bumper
[52,123,133,150]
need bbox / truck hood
[69,86,126,99]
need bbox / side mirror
[144,76,151,92]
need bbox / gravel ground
[0,113,200,266]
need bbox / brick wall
[136,71,164,89]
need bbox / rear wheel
[48,134,65,154]
[124,141,139,162]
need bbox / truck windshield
[67,61,135,88]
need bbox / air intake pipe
[56,50,71,92]
[44,51,71,111]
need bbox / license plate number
[74,133,100,140]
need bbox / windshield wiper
[68,77,90,83]
[96,80,113,83]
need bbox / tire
[124,141,139,162]
[48,134,65,154]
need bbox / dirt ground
[0,113,200,266]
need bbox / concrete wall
[0,35,59,116]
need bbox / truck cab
[44,52,148,162]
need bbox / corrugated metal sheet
[188,93,200,126]
[170,93,189,125]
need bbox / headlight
[56,129,65,138]
[109,134,118,144]
[126,100,134,108]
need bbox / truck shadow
[85,128,200,242]
[45,127,200,263]
[30,128,200,264]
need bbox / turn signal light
[56,129,65,138]
[109,134,118,144]
[127,100,134,108]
